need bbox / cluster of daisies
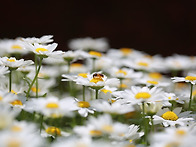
[0,35,196,147]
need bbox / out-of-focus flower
[21,35,54,45]
[172,73,196,85]
[68,37,109,52]
[25,96,75,118]
[0,57,33,69]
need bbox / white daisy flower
[107,48,144,59]
[9,121,38,134]
[172,73,196,85]
[0,104,19,130]
[162,92,187,106]
[0,66,9,77]
[164,54,193,71]
[108,67,143,80]
[0,57,33,69]
[73,98,95,117]
[0,90,18,104]
[153,107,193,127]
[110,124,144,142]
[51,137,94,147]
[41,126,69,138]
[91,99,135,114]
[135,77,170,87]
[24,96,75,118]
[23,42,58,58]
[21,35,54,44]
[69,63,88,74]
[124,57,164,72]
[149,125,196,147]
[68,37,109,52]
[74,72,119,90]
[0,38,29,54]
[116,86,164,104]
[99,86,117,101]
[0,129,44,147]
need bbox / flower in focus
[23,42,58,58]
[153,107,193,127]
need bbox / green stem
[35,55,39,98]
[83,85,85,101]
[9,69,12,92]
[142,102,148,145]
[40,115,44,133]
[26,57,43,99]
[151,115,154,132]
[95,89,99,99]
[67,61,71,74]
[188,84,193,111]
[119,78,123,91]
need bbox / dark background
[1,0,196,56]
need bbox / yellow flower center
[192,90,196,97]
[78,101,90,108]
[147,80,158,85]
[10,100,23,106]
[176,130,186,136]
[125,144,135,147]
[45,127,61,136]
[135,92,151,99]
[11,90,17,95]
[176,83,187,88]
[75,143,88,147]
[116,69,127,76]
[35,48,48,52]
[144,55,153,59]
[102,125,113,133]
[90,77,104,83]
[119,83,127,88]
[137,62,148,67]
[101,89,112,94]
[11,45,22,50]
[89,51,102,57]
[120,48,132,55]
[185,76,196,81]
[46,102,59,109]
[7,139,21,147]
[7,59,16,62]
[165,142,180,147]
[0,96,3,101]
[31,87,41,93]
[162,111,178,121]
[71,63,83,67]
[11,126,22,132]
[168,97,172,100]
[89,130,102,136]
[78,73,88,78]
[149,72,162,80]
[50,113,62,118]
[111,99,116,103]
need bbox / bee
[93,73,104,79]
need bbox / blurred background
[1,0,196,56]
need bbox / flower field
[0,35,196,147]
